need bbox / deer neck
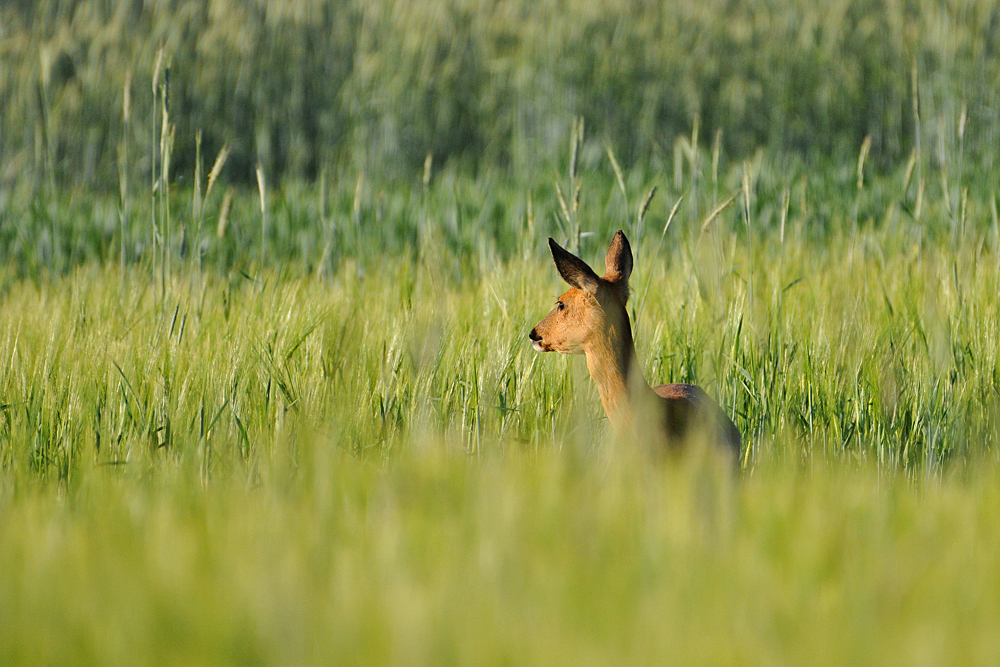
[583,316,654,433]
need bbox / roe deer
[529,231,741,460]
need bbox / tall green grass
[1,171,998,480]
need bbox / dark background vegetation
[2,0,999,189]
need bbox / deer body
[529,231,741,460]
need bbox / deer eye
[556,301,565,311]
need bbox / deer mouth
[529,328,549,352]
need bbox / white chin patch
[532,341,546,352]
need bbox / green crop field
[2,0,1000,664]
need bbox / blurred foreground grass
[2,451,1000,666]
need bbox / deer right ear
[549,238,599,295]
[604,230,633,286]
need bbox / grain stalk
[689,116,700,216]
[421,152,432,258]
[216,189,234,241]
[779,187,790,247]
[991,194,999,274]
[635,185,656,263]
[742,164,753,311]
[567,117,583,252]
[711,129,722,205]
[197,144,232,280]
[911,62,924,223]
[777,186,791,314]
[317,165,331,278]
[851,135,871,266]
[151,48,163,292]
[606,144,629,234]
[159,65,174,301]
[256,165,267,272]
[36,51,59,274]
[119,69,132,277]
[192,130,202,269]
[699,191,738,235]
[936,117,951,220]
[957,103,967,240]
[195,141,229,290]
[634,193,681,328]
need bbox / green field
[2,0,1000,664]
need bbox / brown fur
[529,231,741,460]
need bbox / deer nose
[528,328,541,342]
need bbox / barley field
[2,1,1000,665]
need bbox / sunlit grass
[2,449,1000,665]
[2,185,998,479]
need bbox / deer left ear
[549,238,600,295]
[604,230,633,288]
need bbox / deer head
[529,230,633,355]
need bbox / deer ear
[604,230,633,287]
[548,238,599,295]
